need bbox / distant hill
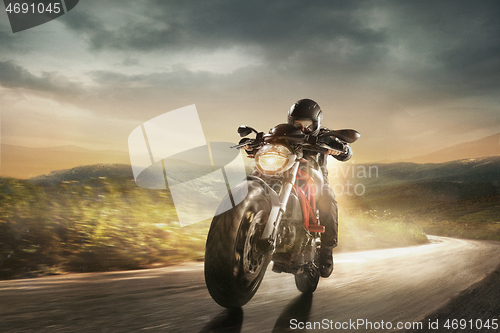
[28,164,134,185]
[344,179,500,227]
[25,155,500,190]
[1,144,130,179]
[336,156,500,237]
[331,156,500,189]
[27,158,229,187]
[400,133,499,163]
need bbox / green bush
[0,176,430,280]
[0,177,208,279]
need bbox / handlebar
[232,123,354,157]
[231,137,345,156]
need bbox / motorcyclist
[287,98,352,278]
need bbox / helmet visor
[293,120,314,133]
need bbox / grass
[0,177,210,279]
[337,210,428,252]
[2,157,497,280]
[336,179,500,242]
[3,168,496,280]
[0,174,431,280]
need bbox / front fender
[244,176,283,241]
[214,176,280,216]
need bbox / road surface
[1,236,500,332]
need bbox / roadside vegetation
[333,158,500,244]
[348,182,500,242]
[0,173,427,280]
[0,177,208,279]
[4,156,497,280]
[336,205,428,253]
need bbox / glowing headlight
[257,153,287,172]
[255,144,294,173]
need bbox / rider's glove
[327,149,341,156]
[324,139,345,155]
[239,138,256,156]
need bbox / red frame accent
[293,168,325,233]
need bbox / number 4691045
[5,2,61,14]
[444,319,498,330]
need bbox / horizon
[1,133,499,180]
[2,131,499,152]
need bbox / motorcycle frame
[252,160,325,248]
[215,154,327,251]
[294,168,325,234]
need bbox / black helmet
[287,99,323,135]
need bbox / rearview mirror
[237,125,257,137]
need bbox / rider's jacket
[306,127,352,186]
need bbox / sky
[0,0,499,163]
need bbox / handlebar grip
[303,144,329,154]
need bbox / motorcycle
[204,123,360,308]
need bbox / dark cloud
[57,0,500,99]
[383,1,500,95]
[3,1,499,130]
[0,30,16,49]
[0,60,82,96]
[122,57,139,66]
[0,21,30,53]
[61,1,385,58]
[2,0,498,162]
[0,60,54,90]
[88,68,219,90]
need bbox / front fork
[259,161,300,251]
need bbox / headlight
[258,153,287,172]
[255,144,294,173]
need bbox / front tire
[204,185,272,308]
[294,264,320,293]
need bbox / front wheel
[294,264,320,293]
[204,185,272,308]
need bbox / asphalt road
[1,236,500,333]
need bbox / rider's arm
[321,136,352,162]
